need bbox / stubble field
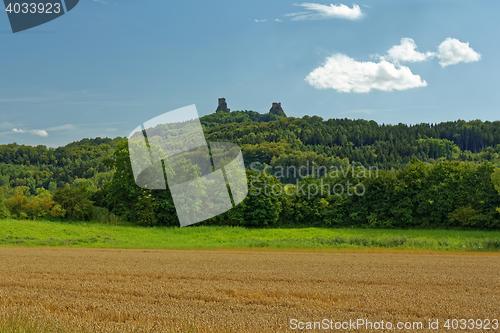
[0,248,499,333]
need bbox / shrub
[54,180,96,220]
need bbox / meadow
[1,219,499,251]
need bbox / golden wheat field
[0,248,498,333]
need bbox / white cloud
[9,124,74,138]
[288,3,363,21]
[305,37,480,94]
[437,38,481,67]
[254,18,283,23]
[386,38,434,63]
[305,54,427,93]
[12,128,49,137]
[31,129,49,137]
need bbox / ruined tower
[216,98,230,113]
[269,102,287,117]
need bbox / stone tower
[216,98,230,113]
[269,102,287,117]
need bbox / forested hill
[0,111,499,228]
[0,112,499,189]
[203,111,499,153]
[202,112,499,168]
[0,138,121,189]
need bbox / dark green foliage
[492,168,500,194]
[238,171,284,227]
[53,179,96,220]
[202,113,499,168]
[0,138,120,189]
[0,187,10,219]
[322,161,500,228]
[0,111,498,228]
[96,141,178,226]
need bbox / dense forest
[0,111,499,228]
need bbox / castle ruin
[216,98,230,113]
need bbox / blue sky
[0,0,499,146]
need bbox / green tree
[0,187,10,218]
[237,171,283,227]
[24,188,64,220]
[5,186,29,218]
[492,168,500,215]
[54,180,96,220]
[97,141,177,226]
[492,168,500,194]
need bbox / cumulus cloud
[306,37,481,93]
[437,38,481,67]
[288,3,363,21]
[386,38,434,63]
[31,129,49,137]
[9,123,74,138]
[12,128,49,137]
[305,54,427,93]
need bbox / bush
[5,186,29,218]
[53,179,96,220]
[0,187,10,218]
[25,189,64,220]
[91,206,120,224]
[237,171,284,227]
[448,207,483,227]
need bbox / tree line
[0,111,498,228]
